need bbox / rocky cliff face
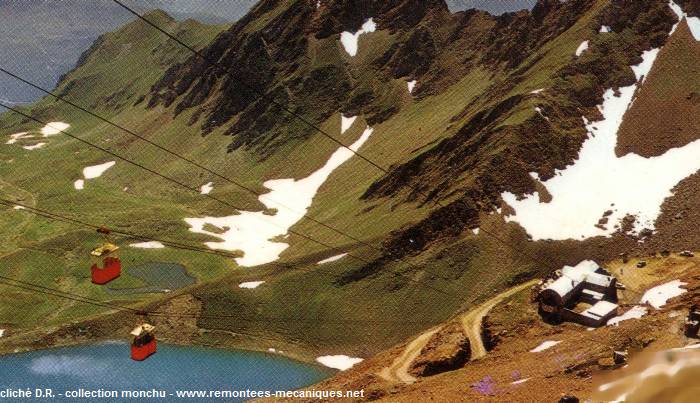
[146,0,609,157]
[356,0,677,267]
[147,0,450,156]
[143,0,684,273]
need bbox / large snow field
[502,39,700,240]
[185,121,374,267]
[5,121,69,148]
[83,161,116,179]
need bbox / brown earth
[280,254,700,402]
[616,19,700,158]
[631,171,700,258]
[409,321,470,377]
[357,0,677,272]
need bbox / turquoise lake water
[0,342,331,402]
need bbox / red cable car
[90,227,121,285]
[130,322,157,361]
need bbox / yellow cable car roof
[131,323,155,336]
[90,242,119,257]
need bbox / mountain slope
[616,19,700,158]
[2,3,700,401]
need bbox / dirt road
[459,280,538,360]
[379,280,537,383]
[378,326,442,383]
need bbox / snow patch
[535,107,549,121]
[575,40,589,56]
[641,280,687,309]
[501,45,700,241]
[407,80,417,94]
[530,340,561,352]
[670,1,700,40]
[607,305,648,326]
[530,88,545,94]
[5,132,28,144]
[200,182,214,195]
[13,205,25,210]
[239,281,265,289]
[340,18,376,56]
[0,329,4,337]
[74,161,115,191]
[600,25,611,33]
[341,115,357,134]
[83,161,115,179]
[130,241,165,249]
[316,355,363,370]
[472,228,480,235]
[185,127,373,267]
[631,48,660,82]
[317,253,348,265]
[40,122,70,137]
[22,142,46,150]
[511,378,530,385]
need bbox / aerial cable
[0,67,462,283]
[0,101,483,295]
[112,0,388,173]
[3,3,587,317]
[0,276,623,350]
[0,198,243,259]
[107,0,566,276]
[0,275,439,325]
[0,186,464,301]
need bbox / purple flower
[471,376,497,396]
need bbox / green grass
[0,0,617,361]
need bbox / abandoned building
[537,260,619,327]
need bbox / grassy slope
[0,0,612,362]
[188,1,618,359]
[0,11,234,329]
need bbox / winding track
[378,327,442,383]
[379,280,538,383]
[459,280,538,360]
